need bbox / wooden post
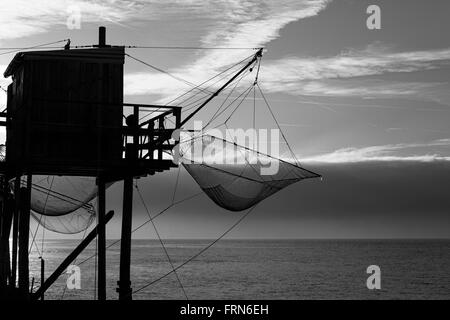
[18,175,31,294]
[10,175,20,286]
[0,190,13,288]
[118,107,138,300]
[97,176,106,300]
[118,172,133,300]
[0,186,3,288]
[40,257,44,300]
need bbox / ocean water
[28,239,450,300]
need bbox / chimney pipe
[99,26,106,47]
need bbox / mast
[180,48,262,127]
[96,26,108,301]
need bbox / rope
[29,229,42,257]
[201,67,252,130]
[70,45,261,50]
[138,53,255,122]
[126,53,215,96]
[123,46,262,50]
[0,39,69,57]
[135,181,189,300]
[174,56,254,109]
[131,204,258,296]
[76,191,204,267]
[256,83,302,167]
[28,176,54,255]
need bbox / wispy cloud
[285,79,447,98]
[259,46,450,98]
[124,0,332,99]
[0,0,144,42]
[301,139,450,163]
[262,46,450,81]
[125,41,450,101]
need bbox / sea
[27,239,450,300]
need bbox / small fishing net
[15,175,98,216]
[11,175,99,234]
[31,204,96,234]
[179,134,321,211]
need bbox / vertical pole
[96,26,107,299]
[0,183,3,288]
[97,177,106,300]
[0,178,7,288]
[117,107,138,300]
[158,117,163,160]
[40,257,45,300]
[18,174,31,295]
[30,277,34,293]
[10,175,20,286]
[118,170,133,300]
[0,187,13,288]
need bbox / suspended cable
[28,176,54,256]
[138,53,255,123]
[126,53,215,95]
[70,45,261,50]
[135,181,188,300]
[76,190,205,267]
[256,83,302,167]
[175,56,254,109]
[123,46,262,50]
[202,68,251,130]
[0,39,69,56]
[131,204,258,296]
[164,53,255,107]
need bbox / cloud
[262,46,450,82]
[0,0,145,42]
[285,79,448,98]
[124,0,332,99]
[125,41,450,102]
[300,139,450,163]
[258,46,450,98]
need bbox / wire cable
[135,181,189,300]
[131,204,258,296]
[0,39,69,57]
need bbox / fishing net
[10,175,99,234]
[17,175,98,216]
[179,134,321,211]
[31,204,96,234]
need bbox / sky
[1,0,449,239]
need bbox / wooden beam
[32,211,114,300]
[0,180,13,288]
[40,258,44,300]
[18,176,31,294]
[117,174,133,300]
[97,177,106,300]
[180,48,262,127]
[10,175,20,286]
